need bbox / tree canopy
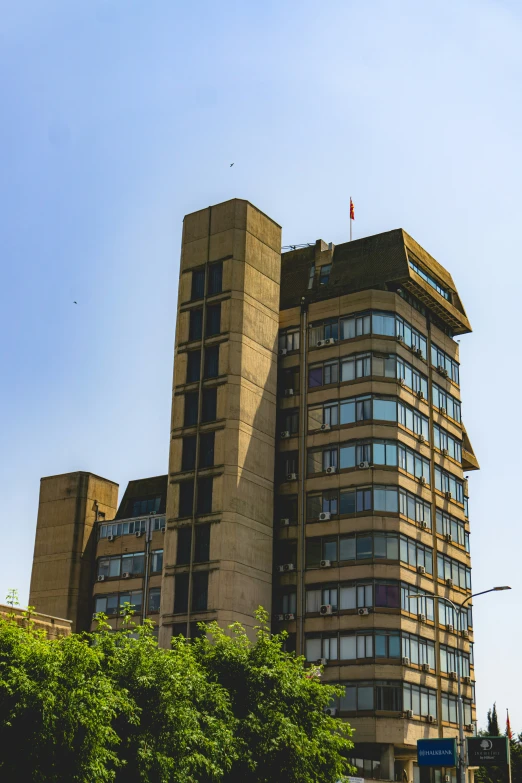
[0,606,353,783]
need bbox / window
[441,693,473,725]
[189,308,203,341]
[308,264,315,289]
[174,573,189,613]
[97,553,145,578]
[432,383,461,422]
[186,350,201,383]
[184,392,199,427]
[340,352,371,382]
[281,409,299,435]
[402,631,436,668]
[437,553,471,590]
[438,601,473,631]
[148,587,161,613]
[197,476,213,515]
[396,357,429,398]
[319,264,331,285]
[131,497,161,516]
[191,268,205,300]
[207,262,223,296]
[436,510,469,550]
[440,644,470,677]
[335,681,403,714]
[99,517,165,539]
[401,584,435,620]
[306,489,338,519]
[94,594,118,615]
[309,318,339,346]
[398,444,431,483]
[178,480,194,518]
[279,328,300,353]
[432,343,460,384]
[201,388,217,422]
[194,523,211,562]
[409,257,450,300]
[199,431,215,468]
[192,571,209,611]
[280,495,298,524]
[118,590,143,615]
[434,425,462,462]
[279,366,300,395]
[151,549,163,573]
[435,467,464,503]
[280,591,297,614]
[399,487,432,527]
[281,452,298,477]
[403,682,438,718]
[204,345,219,378]
[176,527,192,565]
[182,436,197,471]
[340,313,371,340]
[308,360,339,387]
[206,303,221,336]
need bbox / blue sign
[417,739,457,767]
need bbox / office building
[30,199,478,781]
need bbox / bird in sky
[73,301,77,304]
[230,163,234,167]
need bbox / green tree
[193,609,355,783]
[487,703,500,736]
[477,706,522,783]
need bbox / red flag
[507,710,513,740]
[350,198,355,221]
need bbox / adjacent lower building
[29,198,479,782]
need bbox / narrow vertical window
[191,268,205,300]
[207,262,223,295]
[189,309,203,341]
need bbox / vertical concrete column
[29,472,118,631]
[380,744,396,781]
[161,200,281,643]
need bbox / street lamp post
[407,586,511,783]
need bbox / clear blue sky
[1,0,520,732]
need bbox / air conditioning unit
[92,612,98,620]
[325,707,337,716]
[414,347,423,357]
[97,575,106,582]
[418,613,427,623]
[444,491,452,499]
[278,563,295,573]
[447,624,455,633]
[398,378,406,387]
[286,473,298,481]
[285,388,294,397]
[440,406,447,415]
[462,629,470,639]
[402,656,410,666]
[444,776,451,783]
[284,613,295,621]
[397,334,404,342]
[418,476,427,485]
[319,512,331,521]
[136,531,144,538]
[320,559,332,568]
[281,430,291,439]
[107,535,115,542]
[316,340,325,347]
[421,663,430,672]
[427,715,436,724]
[358,461,370,469]
[463,676,472,685]
[417,390,425,399]
[279,348,287,356]
[318,657,328,666]
[405,709,414,718]
[438,365,448,377]
[418,434,426,443]
[280,518,290,527]
[442,448,449,456]
[449,670,458,680]
[320,604,333,615]
[326,466,337,475]
[320,423,331,432]
[358,607,369,616]
[417,565,426,575]
[419,521,429,530]
[276,614,284,621]
[323,338,335,346]
[446,578,454,588]
[445,533,452,543]
[465,724,474,732]
[161,526,166,533]
[122,572,131,579]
